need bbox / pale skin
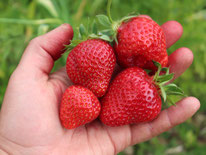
[0,17,200,155]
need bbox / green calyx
[65,24,88,53]
[152,61,186,105]
[95,14,119,43]
[65,20,113,53]
[96,0,138,44]
[66,0,139,51]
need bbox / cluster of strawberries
[59,1,183,129]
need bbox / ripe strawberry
[100,62,183,127]
[100,67,161,127]
[60,85,101,129]
[66,39,116,98]
[114,17,168,71]
[96,0,168,71]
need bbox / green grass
[1,0,206,154]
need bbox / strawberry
[114,17,168,71]
[66,39,116,98]
[96,0,168,71]
[100,62,183,127]
[60,85,101,129]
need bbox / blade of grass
[90,0,104,15]
[25,0,37,41]
[59,0,70,23]
[51,0,62,18]
[74,0,87,23]
[37,0,59,18]
[0,18,62,25]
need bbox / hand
[0,21,200,155]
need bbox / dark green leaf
[152,60,161,68]
[161,67,170,74]
[145,69,152,74]
[164,83,184,94]
[96,14,112,27]
[166,91,185,96]
[157,73,174,83]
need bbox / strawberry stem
[107,0,113,23]
[96,1,140,43]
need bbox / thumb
[17,24,73,77]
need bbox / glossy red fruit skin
[100,67,162,127]
[60,85,101,129]
[66,39,116,98]
[114,17,168,71]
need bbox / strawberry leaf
[152,60,162,68]
[157,73,174,84]
[166,92,185,96]
[65,39,83,53]
[96,14,112,28]
[99,35,112,42]
[145,69,152,74]
[88,33,112,42]
[152,61,185,105]
[161,67,170,74]
[88,33,99,38]
[164,84,185,96]
[160,86,167,102]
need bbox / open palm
[0,21,200,155]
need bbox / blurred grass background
[0,0,206,154]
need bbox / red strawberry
[66,39,116,97]
[100,63,183,127]
[100,67,161,127]
[60,85,101,129]
[96,1,168,71]
[114,17,168,71]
